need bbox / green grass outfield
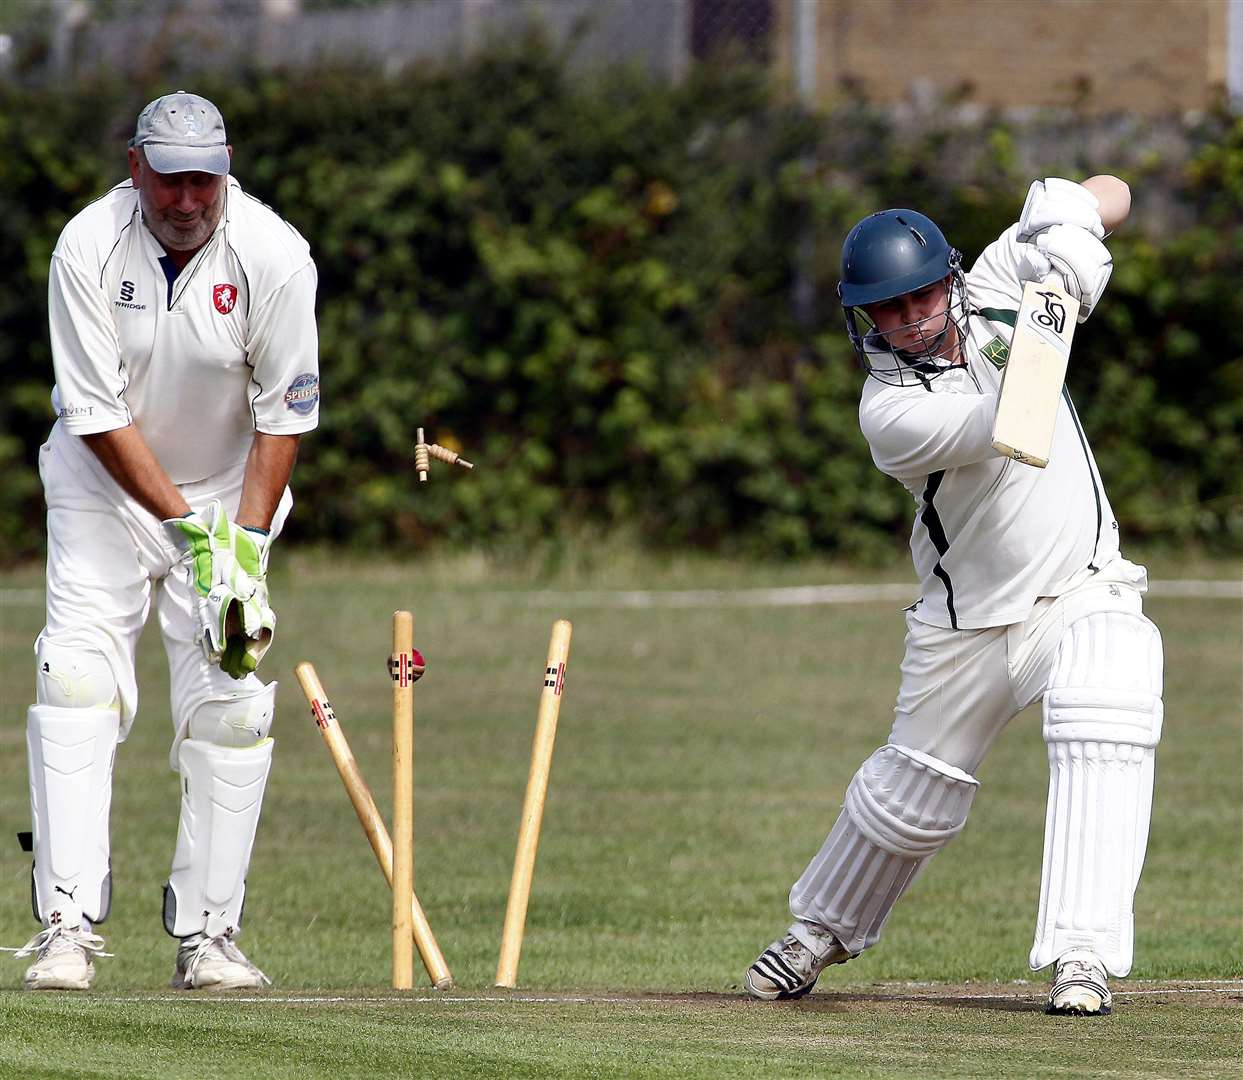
[0,550,1239,1078]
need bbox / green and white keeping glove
[222,523,275,678]
[164,500,276,679]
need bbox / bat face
[991,277,1081,469]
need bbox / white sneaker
[1047,948,1112,1016]
[11,926,112,991]
[745,920,852,1000]
[172,932,271,990]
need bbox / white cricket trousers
[788,556,1160,962]
[889,557,1152,773]
[37,421,291,758]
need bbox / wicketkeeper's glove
[164,500,276,679]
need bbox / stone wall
[775,0,1230,115]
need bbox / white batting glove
[1018,177,1105,242]
[1017,224,1113,323]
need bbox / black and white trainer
[745,920,852,1000]
[1046,948,1112,1016]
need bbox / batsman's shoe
[11,926,112,990]
[1046,949,1112,1016]
[745,920,852,1000]
[172,932,271,990]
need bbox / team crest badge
[981,335,1010,370]
[213,283,237,315]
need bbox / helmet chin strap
[895,320,962,366]
[895,325,949,362]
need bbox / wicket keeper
[15,91,319,990]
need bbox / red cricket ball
[410,647,426,681]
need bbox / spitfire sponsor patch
[284,372,319,415]
[213,283,238,315]
[981,335,1010,370]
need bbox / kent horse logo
[213,283,237,315]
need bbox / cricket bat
[991,276,1080,468]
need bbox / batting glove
[1017,224,1113,323]
[1017,177,1105,242]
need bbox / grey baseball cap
[130,91,230,176]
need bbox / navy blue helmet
[838,210,968,384]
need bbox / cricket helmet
[838,209,969,385]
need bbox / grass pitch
[0,550,1239,1078]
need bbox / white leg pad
[26,705,119,928]
[790,744,979,954]
[1030,611,1163,976]
[164,738,274,938]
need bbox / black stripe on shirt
[98,217,133,289]
[919,470,958,629]
[1062,386,1103,572]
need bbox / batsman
[15,92,319,991]
[746,175,1163,1016]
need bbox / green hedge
[2,48,1240,561]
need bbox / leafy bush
[1,49,1239,562]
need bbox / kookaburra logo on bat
[1032,290,1068,334]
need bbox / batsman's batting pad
[26,705,120,928]
[164,737,273,938]
[35,640,118,711]
[1030,610,1163,977]
[186,680,276,749]
[790,744,979,955]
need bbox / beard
[141,187,225,253]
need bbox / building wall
[56,0,1236,114]
[774,0,1230,114]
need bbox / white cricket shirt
[47,176,319,484]
[858,223,1120,630]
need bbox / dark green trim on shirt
[977,306,1018,327]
